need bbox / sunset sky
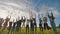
[0,0,60,27]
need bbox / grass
[0,27,60,34]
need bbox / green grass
[0,27,60,34]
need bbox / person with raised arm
[26,19,29,34]
[48,12,58,34]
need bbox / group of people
[0,12,58,34]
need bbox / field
[0,27,60,34]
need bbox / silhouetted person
[26,19,29,34]
[16,19,22,33]
[39,18,43,31]
[2,16,10,32]
[59,24,60,28]
[8,21,12,34]
[33,18,37,32]
[12,22,16,31]
[30,18,34,34]
[8,22,12,30]
[0,18,4,29]
[12,21,17,34]
[48,12,58,34]
[22,16,26,27]
[43,17,49,30]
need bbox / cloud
[0,0,37,20]
[38,5,60,18]
[0,0,59,20]
[0,9,8,19]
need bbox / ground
[0,27,60,34]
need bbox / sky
[0,0,60,27]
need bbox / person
[12,20,17,34]
[48,12,58,34]
[2,16,10,32]
[0,18,4,29]
[8,21,12,34]
[16,18,22,33]
[33,17,37,32]
[30,18,34,34]
[12,22,16,31]
[39,18,43,31]
[26,19,29,34]
[59,24,60,28]
[22,16,26,27]
[43,17,49,30]
[29,11,34,34]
